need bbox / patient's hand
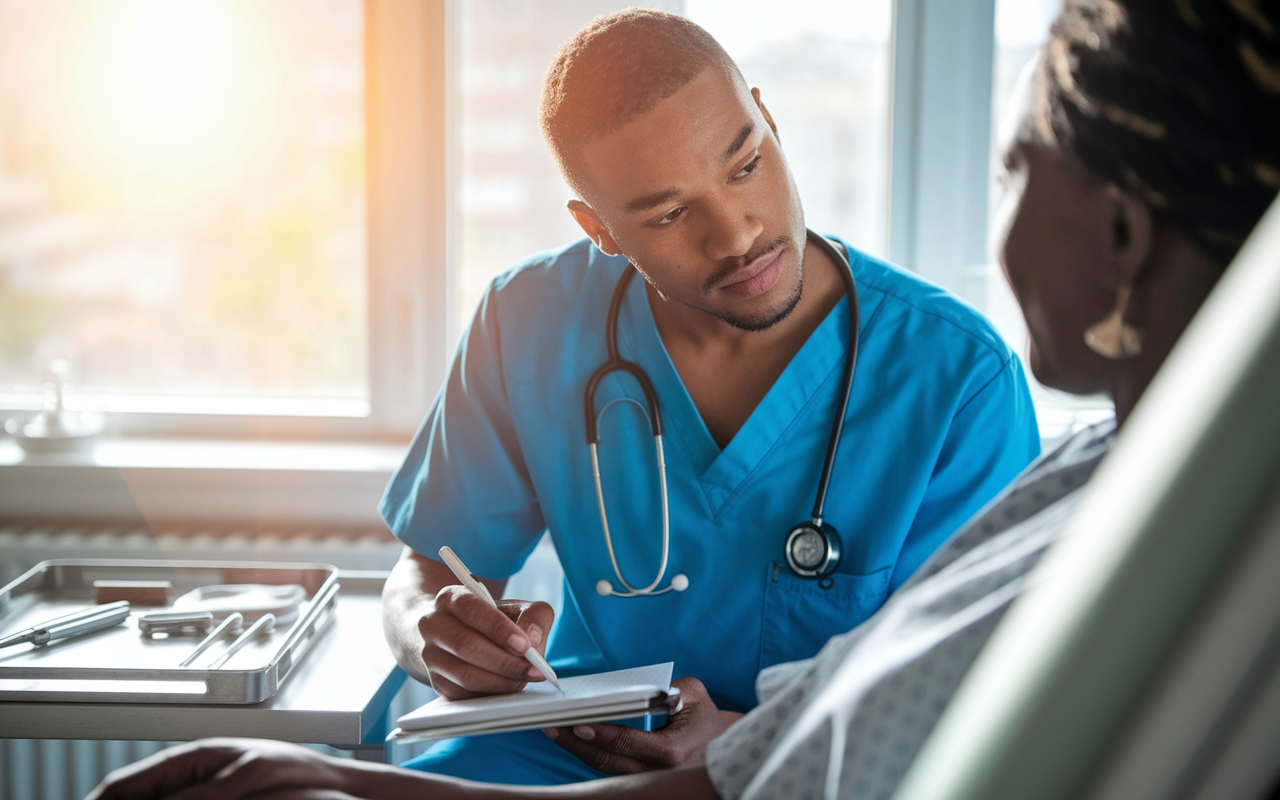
[84,738,362,800]
[83,738,447,800]
[544,676,743,775]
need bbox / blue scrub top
[381,237,1039,712]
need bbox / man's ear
[1106,185,1155,286]
[567,200,621,256]
[751,87,779,140]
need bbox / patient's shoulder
[1020,417,1118,484]
[907,417,1118,584]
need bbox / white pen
[438,546,562,691]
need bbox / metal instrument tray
[0,559,339,704]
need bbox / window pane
[980,0,1063,356]
[457,0,675,334]
[0,0,367,413]
[456,0,892,336]
[686,0,892,257]
[992,0,1061,142]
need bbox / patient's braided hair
[1038,0,1280,268]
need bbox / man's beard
[708,269,803,330]
[635,235,807,332]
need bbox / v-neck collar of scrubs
[615,247,869,519]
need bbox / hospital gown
[705,419,1116,800]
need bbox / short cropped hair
[539,8,741,198]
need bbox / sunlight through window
[0,0,366,414]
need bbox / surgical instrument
[208,613,276,670]
[0,601,131,649]
[139,610,215,638]
[178,611,244,668]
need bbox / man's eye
[656,207,686,226]
[733,155,762,180]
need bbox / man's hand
[383,549,556,700]
[543,677,742,775]
[419,589,556,699]
[85,738,362,800]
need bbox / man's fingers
[509,601,555,656]
[427,649,530,697]
[432,614,532,675]
[543,727,650,775]
[573,723,680,765]
[545,677,733,775]
[669,676,710,702]
[424,610,537,680]
[438,588,531,653]
[429,670,525,700]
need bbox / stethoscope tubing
[586,230,859,595]
[808,234,860,525]
[589,436,675,596]
[585,269,661,444]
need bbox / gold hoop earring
[1084,284,1143,359]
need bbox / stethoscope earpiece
[596,573,688,597]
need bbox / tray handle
[273,580,340,679]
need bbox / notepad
[389,662,676,743]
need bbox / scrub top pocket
[759,562,892,673]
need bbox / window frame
[887,0,998,286]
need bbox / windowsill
[0,436,405,471]
[0,436,407,528]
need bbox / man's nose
[702,197,764,263]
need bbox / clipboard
[389,662,679,743]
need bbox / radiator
[0,524,564,800]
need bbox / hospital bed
[894,196,1280,800]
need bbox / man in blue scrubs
[380,9,1039,786]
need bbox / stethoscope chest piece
[783,521,842,579]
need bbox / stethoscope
[585,230,860,597]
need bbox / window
[0,0,368,418]
[686,0,893,258]
[973,0,1065,366]
[456,0,678,333]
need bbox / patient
[88,1,1280,798]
